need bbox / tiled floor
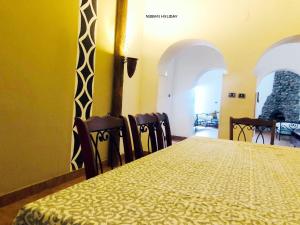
[194,126,218,139]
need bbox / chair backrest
[75,115,133,179]
[154,112,172,147]
[229,117,276,145]
[128,113,164,159]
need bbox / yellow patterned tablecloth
[14,137,300,224]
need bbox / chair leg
[114,145,122,166]
[95,150,103,173]
[109,143,114,169]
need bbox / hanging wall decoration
[71,0,97,170]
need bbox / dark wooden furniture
[276,121,300,140]
[128,113,164,159]
[194,112,219,128]
[291,129,300,147]
[75,115,133,179]
[154,112,172,148]
[230,117,276,145]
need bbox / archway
[255,35,300,83]
[254,36,300,146]
[157,39,227,137]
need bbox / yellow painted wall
[0,1,78,195]
[93,0,117,161]
[122,0,145,117]
[125,0,300,139]
[0,0,118,195]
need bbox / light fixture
[121,56,138,78]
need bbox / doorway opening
[255,70,300,146]
[157,39,227,138]
[194,69,224,138]
[254,35,300,147]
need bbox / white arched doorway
[157,39,227,137]
[194,69,224,138]
[254,35,300,146]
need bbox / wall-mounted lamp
[121,56,138,78]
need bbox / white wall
[156,59,176,126]
[255,73,275,117]
[157,43,226,137]
[195,70,223,114]
[255,42,300,84]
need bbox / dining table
[14,137,300,224]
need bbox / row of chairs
[76,114,276,179]
[75,113,172,179]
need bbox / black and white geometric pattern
[71,0,97,170]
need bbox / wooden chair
[229,117,276,145]
[75,115,133,179]
[154,112,172,148]
[128,113,164,159]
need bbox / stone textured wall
[260,70,300,121]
